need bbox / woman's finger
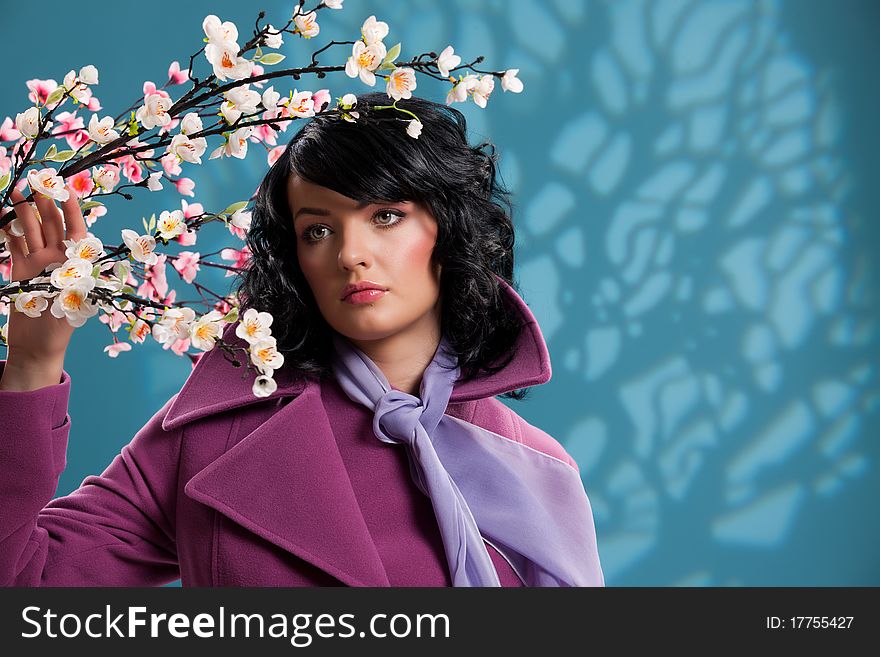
[60,185,87,241]
[10,187,44,253]
[1,207,28,266]
[32,187,65,248]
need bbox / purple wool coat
[0,282,603,587]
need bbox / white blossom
[190,310,225,351]
[79,65,99,85]
[136,93,173,130]
[15,107,41,139]
[386,67,417,101]
[92,165,120,192]
[501,68,523,93]
[293,11,320,38]
[13,291,49,318]
[236,308,273,344]
[50,279,97,327]
[249,336,284,374]
[263,25,283,49]
[87,114,119,144]
[261,86,281,110]
[344,40,387,87]
[152,306,196,345]
[179,113,203,136]
[49,257,93,289]
[252,374,278,397]
[472,74,495,108]
[406,118,423,139]
[27,167,69,202]
[156,209,187,240]
[436,46,461,78]
[121,229,159,265]
[202,15,239,47]
[360,15,389,46]
[169,133,208,164]
[205,42,254,81]
[63,235,105,262]
[147,171,164,191]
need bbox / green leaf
[377,62,396,71]
[222,307,239,324]
[44,143,58,159]
[45,87,65,107]
[147,213,157,233]
[48,149,76,162]
[142,216,150,233]
[258,53,285,65]
[222,200,248,216]
[0,171,9,192]
[254,46,263,59]
[383,42,401,66]
[79,200,103,212]
[91,264,101,278]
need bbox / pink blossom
[168,60,189,85]
[118,155,144,183]
[220,245,251,277]
[172,251,201,284]
[142,81,170,99]
[181,199,204,219]
[228,223,247,241]
[26,78,58,106]
[99,309,129,331]
[267,145,285,166]
[0,259,11,282]
[252,120,278,146]
[0,117,21,141]
[312,89,331,112]
[176,229,198,246]
[213,298,232,315]
[248,63,266,88]
[13,137,34,160]
[0,146,11,175]
[68,169,94,198]
[169,337,190,355]
[52,111,83,135]
[85,204,107,228]
[161,152,182,176]
[104,342,132,358]
[86,96,102,112]
[174,177,195,197]
[137,253,168,301]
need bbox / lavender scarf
[330,332,604,587]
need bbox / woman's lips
[343,289,388,305]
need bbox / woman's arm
[0,360,183,586]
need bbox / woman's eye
[304,226,329,241]
[375,210,404,227]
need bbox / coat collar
[167,276,551,586]
[162,275,551,431]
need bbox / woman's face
[288,173,442,343]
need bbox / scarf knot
[331,332,605,587]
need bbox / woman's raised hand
[0,183,87,390]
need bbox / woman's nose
[337,225,372,270]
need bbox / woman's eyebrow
[293,200,390,222]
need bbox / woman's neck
[346,316,441,397]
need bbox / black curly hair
[236,91,530,400]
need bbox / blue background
[1,0,877,586]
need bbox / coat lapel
[182,382,391,587]
[162,276,551,586]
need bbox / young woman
[0,93,604,587]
